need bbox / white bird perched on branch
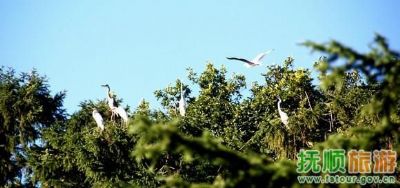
[115,106,128,124]
[92,108,104,131]
[101,84,128,124]
[179,82,187,116]
[101,84,117,111]
[226,49,273,68]
[277,96,289,129]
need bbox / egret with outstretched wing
[227,49,273,68]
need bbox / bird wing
[281,112,288,122]
[252,50,273,63]
[179,97,186,107]
[115,106,128,123]
[226,57,255,65]
[179,97,186,116]
[93,112,104,128]
[107,96,118,109]
[279,111,289,125]
[93,112,103,121]
[252,53,266,63]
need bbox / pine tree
[0,67,65,187]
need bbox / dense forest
[1,35,399,187]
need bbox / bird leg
[329,109,333,132]
[110,107,117,122]
[305,91,313,110]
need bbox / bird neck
[180,84,185,98]
[277,101,282,112]
[104,86,111,97]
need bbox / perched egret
[101,84,117,110]
[99,84,128,124]
[92,109,104,131]
[101,84,119,120]
[114,106,129,124]
[277,96,289,129]
[178,83,187,116]
[227,49,273,68]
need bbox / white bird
[101,84,118,120]
[99,84,129,124]
[178,83,187,116]
[227,49,273,68]
[114,106,129,124]
[92,109,104,131]
[101,84,117,109]
[277,96,289,129]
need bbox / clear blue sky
[1,1,399,114]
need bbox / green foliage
[128,34,400,187]
[129,117,298,188]
[1,34,399,187]
[0,67,65,186]
[27,101,158,187]
[303,34,400,152]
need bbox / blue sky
[1,1,399,114]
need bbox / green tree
[0,67,65,187]
[2,34,399,187]
[129,34,400,187]
[27,100,158,187]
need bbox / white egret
[114,106,129,124]
[101,84,128,123]
[178,82,186,116]
[101,84,117,109]
[101,84,118,120]
[277,96,289,129]
[227,49,273,68]
[92,109,104,131]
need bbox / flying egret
[114,106,129,124]
[92,109,104,131]
[178,82,187,116]
[227,49,273,68]
[277,96,289,129]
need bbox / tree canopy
[1,34,399,187]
